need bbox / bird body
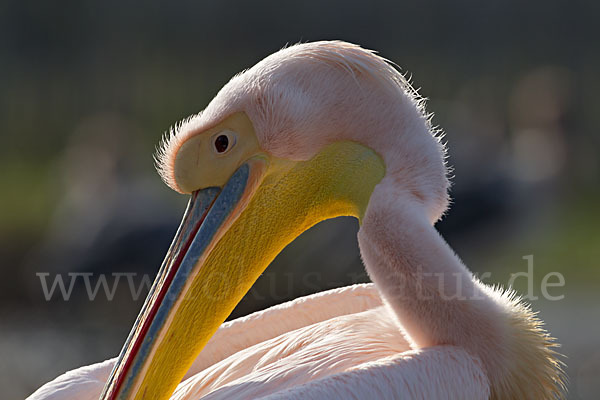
[29,41,564,400]
[30,284,491,399]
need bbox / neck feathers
[358,184,565,399]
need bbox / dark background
[1,1,598,398]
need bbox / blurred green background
[1,1,598,398]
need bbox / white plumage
[30,284,490,399]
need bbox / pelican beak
[100,114,385,400]
[100,155,269,400]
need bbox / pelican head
[101,41,450,400]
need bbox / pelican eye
[212,131,236,155]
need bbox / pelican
[29,41,565,400]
